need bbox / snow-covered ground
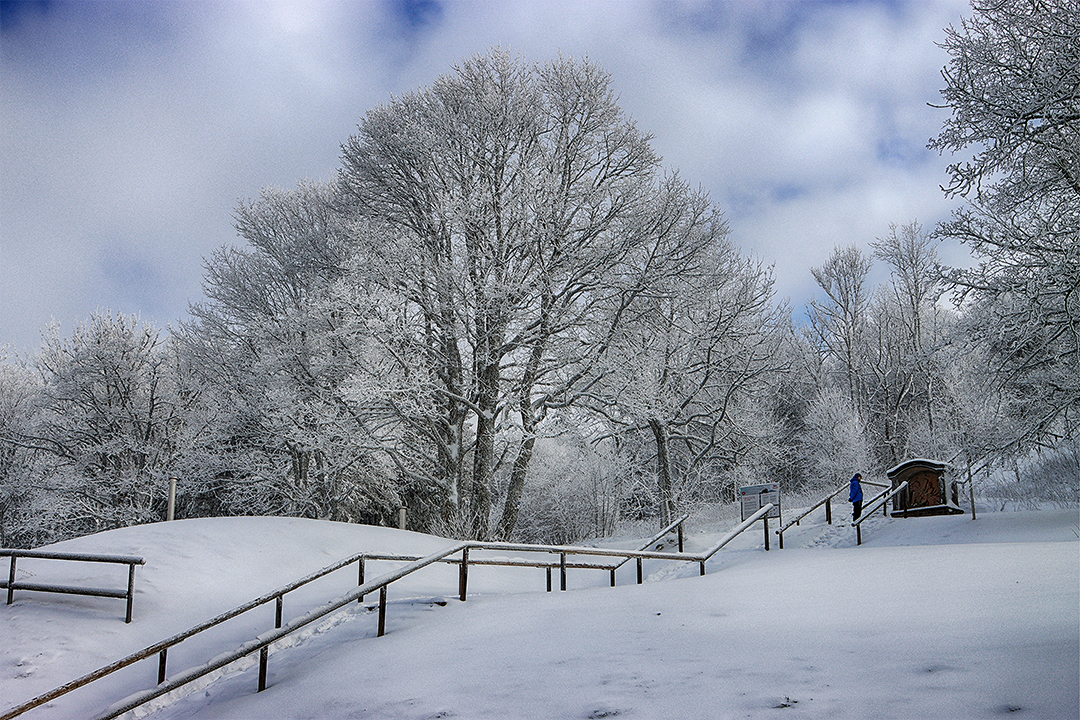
[2,506,1077,719]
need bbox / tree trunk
[649,418,675,527]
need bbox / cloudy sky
[1,0,974,356]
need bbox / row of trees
[1,1,1076,547]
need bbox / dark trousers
[852,500,863,521]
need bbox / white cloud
[0,0,973,354]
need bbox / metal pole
[357,557,365,603]
[275,596,283,629]
[167,477,177,521]
[560,552,567,591]
[125,563,137,623]
[458,547,469,602]
[636,557,643,584]
[8,556,16,605]
[825,497,832,525]
[258,647,268,692]
[157,649,167,684]
[377,586,388,637]
[763,515,770,551]
[677,524,684,553]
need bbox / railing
[4,511,771,720]
[775,485,845,549]
[854,481,908,545]
[1,549,146,623]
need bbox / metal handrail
[94,543,469,720]
[854,481,908,545]
[775,485,846,548]
[4,513,765,720]
[2,549,145,623]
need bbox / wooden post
[677,524,684,553]
[560,553,567,591]
[546,566,552,592]
[699,560,706,576]
[458,547,469,602]
[377,586,388,637]
[610,568,616,587]
[825,497,832,525]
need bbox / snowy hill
[2,509,1077,719]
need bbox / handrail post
[560,552,567,591]
[125,563,137,623]
[778,527,785,550]
[458,547,469,602]
[857,523,863,546]
[763,515,770,551]
[677,523,684,553]
[275,596,283,629]
[825,497,832,524]
[357,557,365,602]
[7,555,16,605]
[546,566,552,592]
[157,648,167,684]
[258,647,268,692]
[636,557,643,584]
[610,568,616,587]
[377,586,388,637]
[699,560,706,576]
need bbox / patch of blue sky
[99,243,169,317]
[386,0,443,32]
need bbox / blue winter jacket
[849,476,863,503]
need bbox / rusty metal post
[157,649,167,684]
[125,563,137,623]
[258,647,268,692]
[377,585,388,637]
[458,547,469,602]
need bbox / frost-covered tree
[14,314,181,540]
[576,238,785,526]
[338,50,719,539]
[807,245,873,422]
[931,0,1080,451]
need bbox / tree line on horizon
[1,1,1076,548]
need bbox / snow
[2,508,1077,719]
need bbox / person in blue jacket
[849,473,864,521]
